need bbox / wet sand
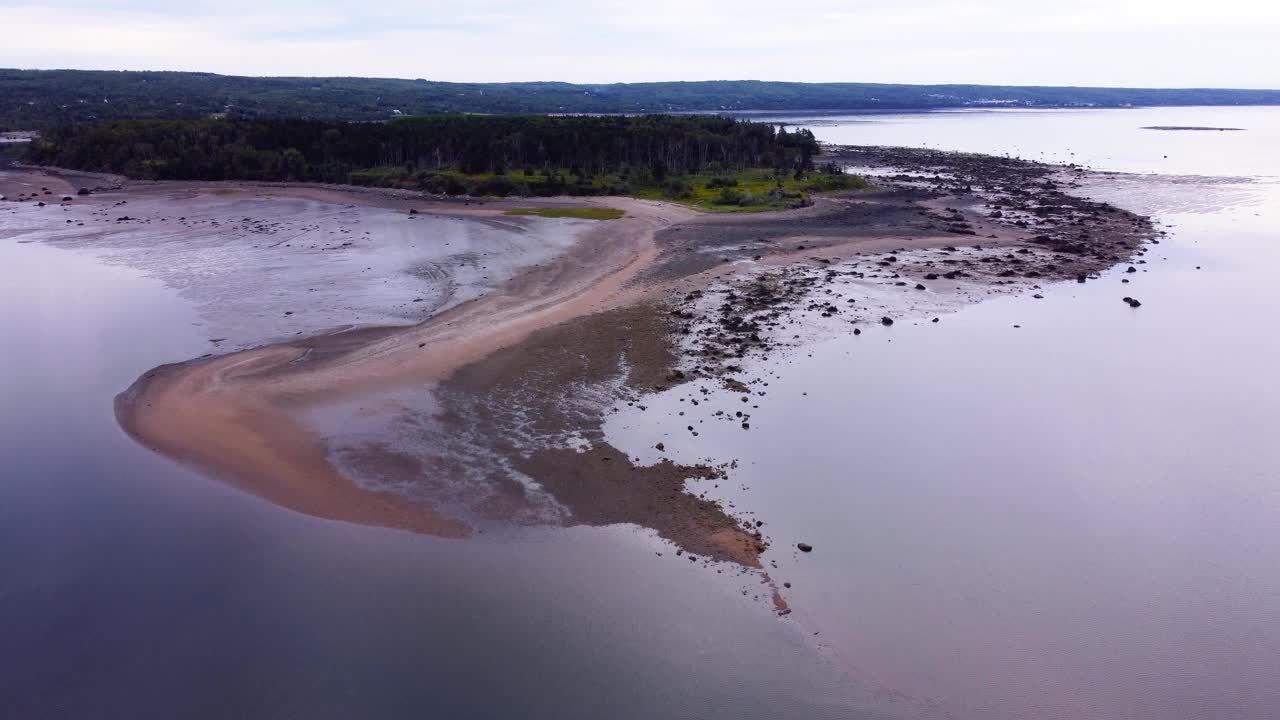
[110,189,692,536]
[8,148,1156,604]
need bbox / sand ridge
[115,194,693,537]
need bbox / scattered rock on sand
[797,543,813,553]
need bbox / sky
[1,0,1277,88]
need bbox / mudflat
[7,147,1155,611]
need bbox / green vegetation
[803,164,871,193]
[634,169,810,211]
[29,114,819,182]
[5,69,1280,127]
[26,114,868,213]
[504,207,626,220]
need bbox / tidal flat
[4,106,1278,719]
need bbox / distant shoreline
[5,67,1280,126]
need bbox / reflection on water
[0,206,872,719]
[4,106,1280,720]
[606,108,1280,718]
[747,105,1280,177]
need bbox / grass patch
[210,188,241,195]
[632,169,818,212]
[504,207,625,220]
[348,165,868,214]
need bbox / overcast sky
[2,0,1276,88]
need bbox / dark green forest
[27,115,823,200]
[5,69,1280,127]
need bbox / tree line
[26,115,820,194]
[7,70,1280,127]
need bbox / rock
[880,317,893,326]
[61,196,73,202]
[797,543,813,553]
[77,188,90,196]
[1123,297,1142,308]
[655,442,665,452]
[408,208,419,215]
[1126,266,1137,273]
[915,283,926,290]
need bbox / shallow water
[3,107,1278,719]
[0,198,871,719]
[606,108,1280,718]
[21,190,584,350]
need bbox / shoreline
[21,146,1155,608]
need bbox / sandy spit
[68,147,1155,581]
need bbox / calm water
[3,107,1278,720]
[0,203,869,718]
[608,107,1280,719]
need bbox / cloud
[0,0,1276,87]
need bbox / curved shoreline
[94,146,1158,583]
[115,195,692,538]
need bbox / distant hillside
[4,69,1280,128]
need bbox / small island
[1141,125,1245,131]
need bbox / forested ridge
[5,69,1280,127]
